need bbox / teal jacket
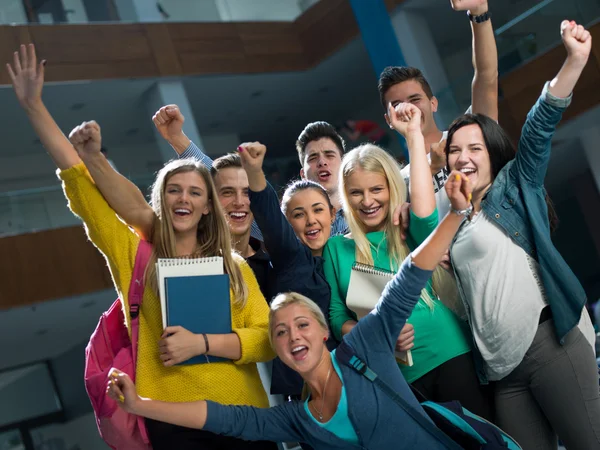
[451,83,586,383]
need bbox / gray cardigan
[204,258,452,450]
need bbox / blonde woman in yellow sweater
[8,44,276,450]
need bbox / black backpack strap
[335,341,462,450]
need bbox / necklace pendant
[318,413,323,421]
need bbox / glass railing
[0,172,155,237]
[0,0,320,25]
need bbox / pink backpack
[84,240,153,449]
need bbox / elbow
[473,69,499,88]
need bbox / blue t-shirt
[303,350,359,445]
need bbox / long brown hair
[145,158,248,306]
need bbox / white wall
[0,0,27,24]
[215,0,303,21]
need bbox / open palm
[7,44,45,110]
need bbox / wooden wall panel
[499,20,600,140]
[0,226,112,310]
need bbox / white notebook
[156,257,224,328]
[346,263,413,366]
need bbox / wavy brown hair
[145,158,248,306]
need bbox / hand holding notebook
[346,263,414,366]
[156,257,232,364]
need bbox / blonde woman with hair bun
[324,103,493,420]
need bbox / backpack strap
[335,341,462,450]
[128,239,153,444]
[129,239,153,370]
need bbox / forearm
[470,3,499,120]
[81,152,154,239]
[246,169,267,192]
[549,56,588,99]
[133,397,207,429]
[407,132,436,217]
[24,102,81,170]
[412,213,463,271]
[207,333,242,360]
[169,132,192,156]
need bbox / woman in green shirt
[323,103,493,420]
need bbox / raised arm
[514,20,591,186]
[348,172,471,352]
[73,127,155,240]
[8,44,80,170]
[451,0,498,120]
[109,370,301,442]
[238,142,304,267]
[388,103,435,218]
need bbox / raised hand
[450,0,488,15]
[7,44,45,111]
[445,170,472,212]
[152,104,187,147]
[158,326,205,367]
[387,102,422,138]
[561,20,592,65]
[106,369,140,414]
[69,121,102,157]
[237,142,267,174]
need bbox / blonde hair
[268,292,329,348]
[340,144,461,314]
[145,158,248,307]
[269,292,329,400]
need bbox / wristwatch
[451,203,473,219]
[468,10,490,23]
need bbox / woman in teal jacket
[445,20,599,449]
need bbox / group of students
[7,0,600,448]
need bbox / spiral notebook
[156,257,224,329]
[346,263,413,366]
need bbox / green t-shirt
[323,210,472,383]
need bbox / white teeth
[460,168,476,174]
[174,208,191,214]
[291,346,307,353]
[319,171,330,176]
[363,207,379,214]
[306,230,319,236]
[230,212,247,218]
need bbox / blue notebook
[165,274,231,364]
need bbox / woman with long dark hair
[445,21,599,449]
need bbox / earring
[323,337,327,342]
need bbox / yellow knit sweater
[60,163,274,406]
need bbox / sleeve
[513,81,572,186]
[248,182,303,269]
[180,140,214,167]
[204,401,303,443]
[58,163,138,287]
[323,240,357,342]
[347,257,433,354]
[232,260,276,365]
[406,209,438,251]
[180,140,263,241]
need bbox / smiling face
[213,167,253,238]
[300,137,342,194]
[163,171,211,235]
[383,79,438,135]
[285,188,334,256]
[447,124,493,200]
[345,167,390,233]
[272,303,329,374]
